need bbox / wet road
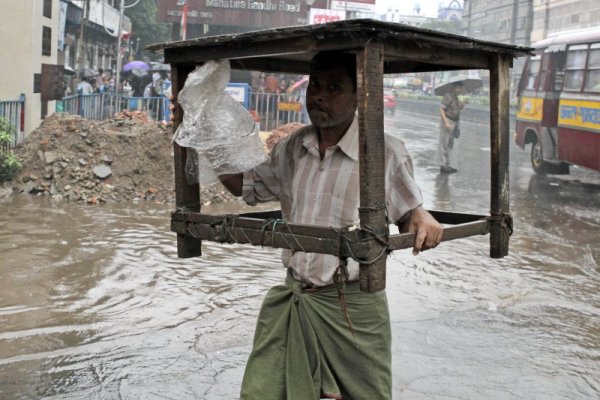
[0,109,599,399]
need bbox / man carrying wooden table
[208,50,442,399]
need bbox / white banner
[330,0,376,13]
[58,2,68,51]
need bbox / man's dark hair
[310,51,357,91]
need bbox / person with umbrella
[438,81,464,174]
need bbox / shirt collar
[302,115,359,161]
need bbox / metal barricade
[58,94,172,123]
[59,91,309,130]
[250,92,307,131]
[0,98,25,149]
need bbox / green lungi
[240,270,391,400]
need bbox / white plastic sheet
[174,60,266,185]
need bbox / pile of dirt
[10,113,236,205]
[265,122,304,151]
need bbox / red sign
[309,8,345,24]
[157,0,309,29]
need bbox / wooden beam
[488,54,512,258]
[164,34,369,65]
[171,63,202,258]
[388,220,490,250]
[230,57,310,74]
[384,41,490,70]
[170,212,490,257]
[357,41,388,293]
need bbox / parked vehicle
[515,27,600,174]
[384,88,396,115]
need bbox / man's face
[453,85,464,95]
[306,67,357,129]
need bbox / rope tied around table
[259,218,306,254]
[331,216,390,342]
[189,215,307,254]
[486,211,513,237]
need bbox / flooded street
[1,109,599,399]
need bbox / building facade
[462,0,600,94]
[0,0,130,138]
[531,0,600,43]
[462,0,534,46]
[462,0,534,95]
[1,0,61,135]
[438,0,464,21]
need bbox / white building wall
[531,0,600,43]
[1,1,60,137]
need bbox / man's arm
[440,107,451,130]
[398,206,443,255]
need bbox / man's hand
[401,206,443,255]
[169,95,177,121]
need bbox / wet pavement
[0,109,599,399]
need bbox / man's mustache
[309,104,328,112]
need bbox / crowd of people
[56,64,172,126]
[69,67,172,100]
[250,72,310,129]
[71,68,116,96]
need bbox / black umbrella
[434,76,483,96]
[79,68,98,78]
[63,66,76,76]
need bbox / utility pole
[114,0,141,94]
[76,0,90,81]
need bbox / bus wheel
[531,141,570,175]
[531,141,548,174]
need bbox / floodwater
[1,110,599,399]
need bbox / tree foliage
[125,0,171,61]
[419,19,463,36]
[0,117,21,182]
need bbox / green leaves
[0,117,15,145]
[0,117,21,182]
[125,0,171,60]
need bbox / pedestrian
[76,76,93,95]
[210,50,443,399]
[143,81,153,98]
[439,81,464,173]
[277,78,289,124]
[264,74,279,130]
[95,68,105,93]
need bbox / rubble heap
[11,113,236,205]
[265,122,304,151]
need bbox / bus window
[553,51,566,91]
[538,54,550,90]
[564,44,588,91]
[584,43,600,92]
[525,56,541,90]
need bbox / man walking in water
[174,50,443,399]
[439,81,464,173]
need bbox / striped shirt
[242,117,423,286]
